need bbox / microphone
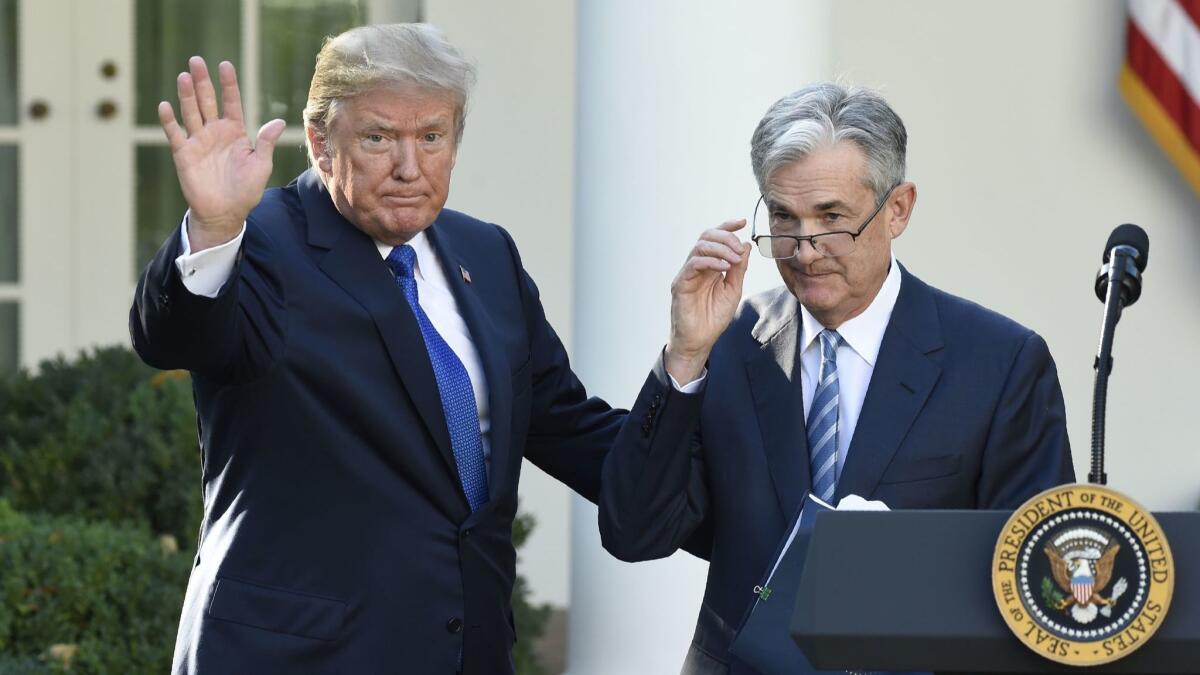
[1089,224,1149,485]
[1094,223,1149,308]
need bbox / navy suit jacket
[599,267,1075,674]
[131,170,639,674]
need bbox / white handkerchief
[836,494,890,511]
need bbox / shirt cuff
[664,353,707,393]
[174,213,246,298]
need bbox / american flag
[1121,0,1200,196]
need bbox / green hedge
[0,500,190,673]
[0,656,49,674]
[0,348,201,547]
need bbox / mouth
[793,268,836,279]
[382,194,425,204]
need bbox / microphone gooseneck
[1090,224,1149,485]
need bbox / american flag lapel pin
[459,265,472,284]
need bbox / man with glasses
[599,83,1074,674]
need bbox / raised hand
[665,220,751,384]
[158,57,286,252]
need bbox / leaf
[1041,576,1065,607]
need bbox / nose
[793,238,824,266]
[392,138,421,182]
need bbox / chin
[799,297,837,315]
[382,223,429,244]
[382,207,436,231]
[349,216,415,245]
[790,285,841,313]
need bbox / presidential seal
[992,484,1173,666]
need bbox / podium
[791,510,1200,673]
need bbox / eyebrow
[356,121,398,133]
[354,115,453,134]
[764,198,853,214]
[416,114,454,130]
[764,198,794,214]
[812,199,852,212]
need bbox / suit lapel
[297,171,461,486]
[834,267,944,502]
[745,289,811,521]
[425,225,514,505]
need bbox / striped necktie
[808,329,844,503]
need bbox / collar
[376,229,435,281]
[799,253,902,367]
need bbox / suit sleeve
[488,226,620,505]
[977,332,1075,509]
[598,358,712,562]
[129,216,287,383]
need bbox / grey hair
[303,23,476,166]
[750,83,907,200]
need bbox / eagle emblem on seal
[1043,526,1129,624]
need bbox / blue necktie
[808,329,843,503]
[386,245,489,511]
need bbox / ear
[885,182,917,239]
[305,125,334,175]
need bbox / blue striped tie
[386,245,489,511]
[808,329,843,503]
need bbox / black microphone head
[1102,223,1149,272]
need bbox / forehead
[336,84,459,128]
[765,141,872,207]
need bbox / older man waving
[132,24,684,674]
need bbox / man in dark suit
[599,83,1075,674]
[131,24,675,674]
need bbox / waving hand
[157,57,286,251]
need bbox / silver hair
[750,83,907,200]
[302,23,476,166]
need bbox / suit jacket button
[446,617,464,634]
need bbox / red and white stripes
[1122,0,1200,195]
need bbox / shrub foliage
[0,348,201,546]
[0,500,190,673]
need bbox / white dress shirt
[174,218,494,473]
[797,255,902,483]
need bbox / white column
[569,2,831,673]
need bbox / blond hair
[303,23,475,165]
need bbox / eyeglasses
[750,184,898,259]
